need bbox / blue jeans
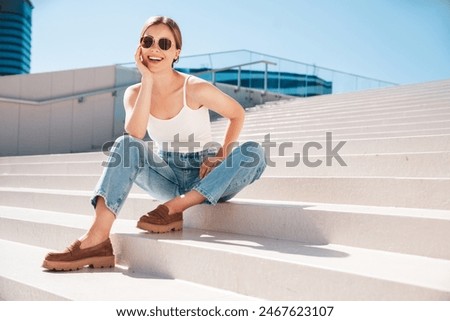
[91,135,266,216]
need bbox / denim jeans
[91,135,267,216]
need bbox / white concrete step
[219,127,450,143]
[1,135,448,170]
[183,201,450,260]
[0,239,255,301]
[1,152,447,188]
[257,134,450,154]
[227,121,450,141]
[0,160,104,175]
[238,176,450,210]
[212,112,450,137]
[250,101,450,119]
[0,151,106,165]
[2,185,449,260]
[119,230,450,300]
[1,209,449,300]
[218,92,450,117]
[215,104,450,127]
[213,109,450,134]
[263,152,450,178]
[1,169,449,210]
[249,88,450,113]
[1,171,449,210]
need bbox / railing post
[237,67,241,90]
[212,71,216,85]
[263,62,268,94]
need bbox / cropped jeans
[91,135,267,216]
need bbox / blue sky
[31,0,450,84]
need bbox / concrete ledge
[0,212,449,300]
[1,172,449,210]
[0,240,253,301]
[1,203,449,260]
[238,176,450,210]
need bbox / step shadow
[127,230,349,258]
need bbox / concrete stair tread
[1,134,449,166]
[3,190,449,261]
[0,239,256,301]
[228,199,450,220]
[127,230,450,295]
[1,186,449,218]
[216,103,450,122]
[1,207,449,299]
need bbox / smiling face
[140,23,181,71]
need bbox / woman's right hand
[134,46,153,81]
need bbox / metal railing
[191,60,277,93]
[0,84,134,105]
[175,49,399,95]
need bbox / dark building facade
[0,0,33,75]
[177,68,332,97]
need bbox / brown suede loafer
[42,238,115,271]
[137,204,183,233]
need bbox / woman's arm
[123,47,154,139]
[195,80,245,157]
[191,79,245,178]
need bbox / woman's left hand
[199,156,224,179]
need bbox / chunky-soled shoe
[137,205,183,233]
[42,238,115,271]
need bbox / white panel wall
[49,100,73,154]
[0,65,122,156]
[0,103,20,155]
[18,104,51,155]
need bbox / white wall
[0,65,288,156]
[0,65,135,156]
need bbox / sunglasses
[140,36,172,51]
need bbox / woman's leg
[78,196,115,249]
[43,135,179,268]
[192,141,266,205]
[163,190,206,214]
[161,141,266,214]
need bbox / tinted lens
[158,38,172,50]
[140,36,154,48]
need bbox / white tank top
[147,75,213,153]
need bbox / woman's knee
[108,135,147,167]
[234,141,266,168]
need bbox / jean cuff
[192,186,218,206]
[91,192,119,217]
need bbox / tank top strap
[183,75,192,107]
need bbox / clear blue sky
[30,0,450,84]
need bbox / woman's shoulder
[125,82,142,93]
[182,73,214,95]
[123,83,142,108]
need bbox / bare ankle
[79,233,109,249]
[163,203,179,215]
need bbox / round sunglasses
[140,36,172,51]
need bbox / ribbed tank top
[147,75,213,153]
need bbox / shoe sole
[42,255,115,271]
[136,220,183,233]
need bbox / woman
[42,16,266,271]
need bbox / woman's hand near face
[134,46,153,81]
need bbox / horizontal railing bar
[191,60,277,76]
[0,84,134,106]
